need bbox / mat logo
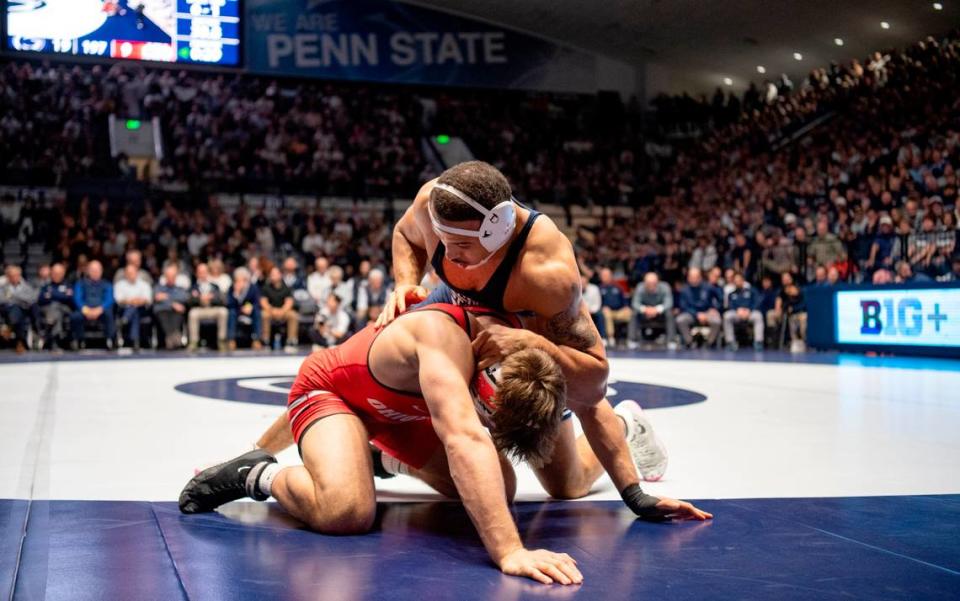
[859,299,948,336]
[174,369,707,411]
[604,376,706,409]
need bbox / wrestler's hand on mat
[376,285,428,328]
[498,548,583,585]
[621,485,712,521]
[649,497,713,521]
[473,325,538,369]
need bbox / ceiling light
[880,21,890,29]
[793,52,803,61]
[723,77,733,86]
[756,65,766,74]
[834,38,844,46]
[933,2,943,10]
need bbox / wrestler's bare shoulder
[517,214,578,281]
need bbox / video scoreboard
[5,0,240,66]
[807,283,960,358]
[835,288,959,348]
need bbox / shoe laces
[631,433,664,466]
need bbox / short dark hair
[431,161,512,222]
[490,348,567,468]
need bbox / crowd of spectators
[0,62,427,195]
[2,30,960,354]
[575,32,960,349]
[0,58,652,205]
[0,195,403,353]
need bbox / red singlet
[287,303,512,468]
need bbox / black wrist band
[620,483,661,518]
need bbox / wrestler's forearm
[391,228,428,286]
[574,400,640,492]
[524,334,608,405]
[445,433,523,565]
[419,335,523,565]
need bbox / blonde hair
[490,348,567,467]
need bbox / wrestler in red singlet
[286,303,518,469]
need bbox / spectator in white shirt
[114,264,152,349]
[187,226,210,257]
[301,220,325,259]
[209,259,232,293]
[310,293,350,350]
[306,256,332,304]
[581,274,604,339]
[329,266,354,314]
[113,249,153,286]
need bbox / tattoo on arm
[544,309,598,350]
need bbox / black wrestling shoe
[179,449,277,514]
[370,445,395,479]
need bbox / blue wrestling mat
[2,351,958,599]
[3,496,959,600]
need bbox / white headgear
[429,183,517,253]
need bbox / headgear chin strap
[430,183,517,253]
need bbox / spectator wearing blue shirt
[772,272,808,352]
[36,262,74,350]
[757,275,779,333]
[866,214,897,274]
[70,260,116,349]
[281,257,306,291]
[227,267,263,350]
[723,272,764,351]
[945,258,960,282]
[895,261,932,284]
[811,265,829,286]
[187,263,228,352]
[356,268,390,329]
[706,267,726,309]
[598,268,632,347]
[676,268,721,347]
[153,263,190,350]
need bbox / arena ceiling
[410,0,956,95]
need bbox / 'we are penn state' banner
[245,0,599,91]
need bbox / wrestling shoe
[614,400,668,481]
[179,449,277,514]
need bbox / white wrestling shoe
[614,400,668,481]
